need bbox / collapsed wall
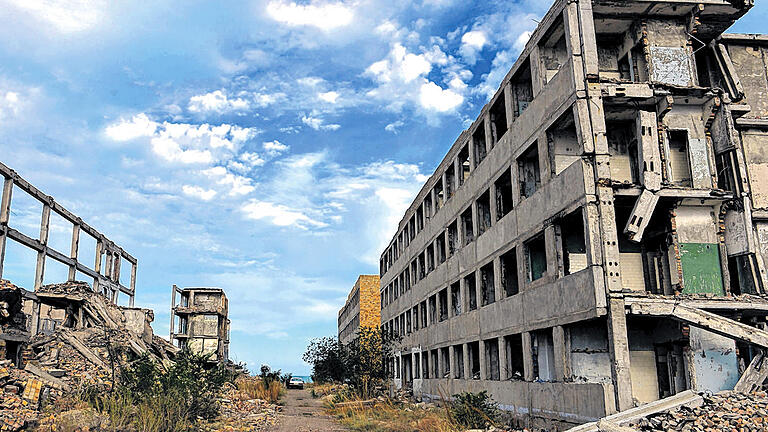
[0,279,177,431]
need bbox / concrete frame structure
[0,161,137,305]
[170,285,230,362]
[378,0,768,428]
[338,275,381,345]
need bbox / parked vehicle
[287,377,304,389]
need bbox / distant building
[338,275,381,345]
[170,286,230,362]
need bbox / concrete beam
[607,298,634,412]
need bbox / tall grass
[327,396,460,432]
[237,376,285,404]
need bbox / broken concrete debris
[0,279,176,431]
[377,0,768,429]
[170,285,231,362]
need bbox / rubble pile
[203,382,282,432]
[0,280,178,431]
[631,391,768,431]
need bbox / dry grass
[237,376,285,404]
[327,397,460,432]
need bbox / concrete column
[529,45,544,96]
[448,345,455,378]
[436,347,443,379]
[493,257,504,301]
[553,325,568,381]
[563,3,586,90]
[504,84,515,126]
[484,112,494,150]
[411,351,416,381]
[489,182,498,223]
[471,201,479,243]
[68,224,80,281]
[498,336,508,380]
[454,158,462,190]
[516,247,528,292]
[607,298,634,412]
[0,178,12,280]
[544,225,558,282]
[460,275,468,315]
[510,160,521,208]
[479,340,487,380]
[537,131,552,183]
[34,204,51,290]
[522,332,534,381]
[463,342,471,380]
[441,172,448,207]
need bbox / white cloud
[317,91,339,103]
[2,0,107,33]
[239,151,266,167]
[242,200,327,229]
[202,166,255,196]
[265,1,353,31]
[460,30,488,63]
[419,82,463,113]
[301,115,341,131]
[188,90,250,114]
[263,140,289,156]
[385,120,404,134]
[182,185,217,201]
[105,114,259,165]
[364,43,464,115]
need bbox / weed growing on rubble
[237,376,285,404]
[449,391,500,429]
[327,398,460,432]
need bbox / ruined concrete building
[378,0,768,428]
[338,275,381,345]
[170,285,230,362]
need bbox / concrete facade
[377,0,768,428]
[170,286,230,362]
[338,275,381,345]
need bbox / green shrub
[450,391,499,429]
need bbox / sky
[0,0,765,375]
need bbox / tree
[303,327,398,397]
[303,337,346,383]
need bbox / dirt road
[267,388,348,432]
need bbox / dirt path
[267,388,348,432]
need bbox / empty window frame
[434,179,444,212]
[418,252,426,280]
[538,16,568,85]
[406,310,412,334]
[480,262,496,306]
[531,329,556,381]
[547,110,581,176]
[438,288,448,322]
[504,334,525,380]
[476,190,492,237]
[458,144,471,186]
[414,353,421,379]
[606,120,640,184]
[485,338,500,381]
[510,58,533,118]
[518,142,541,199]
[424,194,433,220]
[465,272,477,311]
[454,344,465,379]
[618,43,649,83]
[409,217,416,241]
[716,150,743,194]
[559,209,587,276]
[422,350,430,378]
[447,220,459,256]
[420,300,428,328]
[468,341,481,380]
[427,244,435,273]
[445,164,456,199]
[500,248,519,297]
[441,347,450,378]
[473,122,487,167]
[416,207,425,232]
[436,235,446,265]
[490,93,508,144]
[461,207,474,245]
[495,169,513,221]
[429,295,437,324]
[450,281,461,316]
[413,306,419,331]
[410,260,417,287]
[431,349,439,378]
[668,130,693,186]
[525,233,547,282]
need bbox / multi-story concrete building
[170,286,230,362]
[378,0,768,428]
[338,275,381,345]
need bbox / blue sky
[0,0,765,375]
